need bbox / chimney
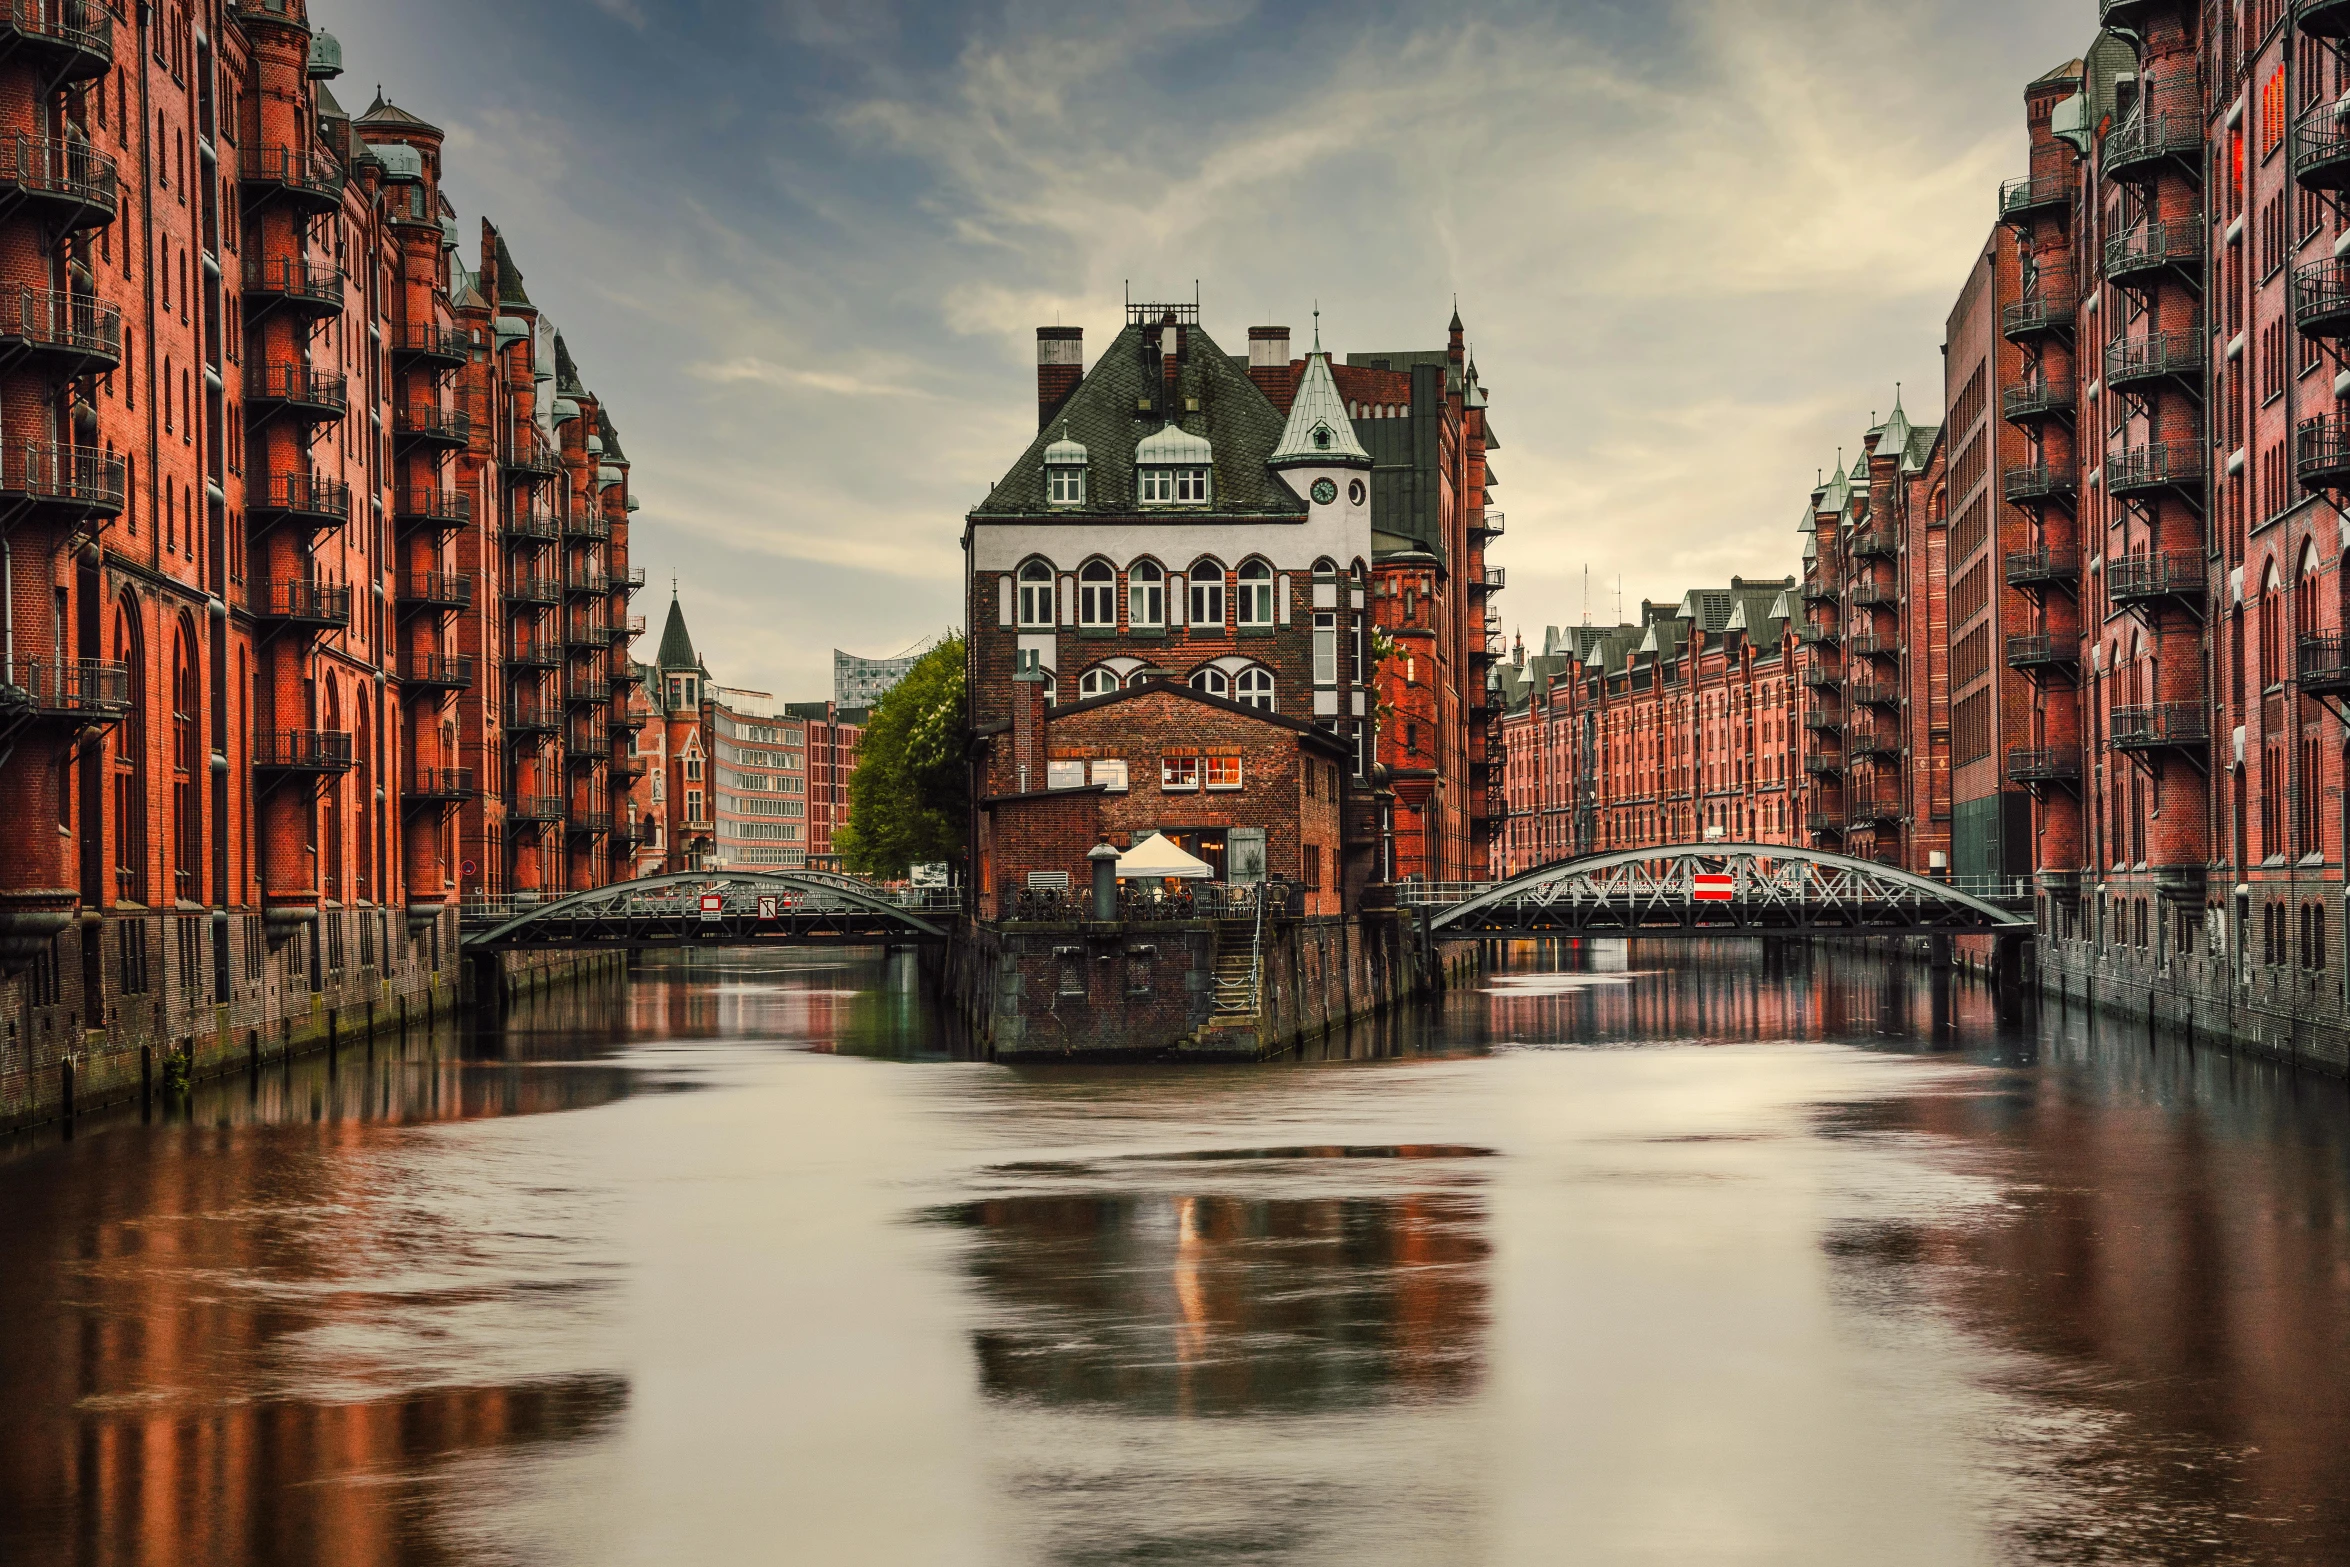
[1037,326,1083,431]
[1247,325,1292,405]
[1160,312,1182,405]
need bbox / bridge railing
[457,881,964,925]
[998,880,1304,924]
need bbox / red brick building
[0,0,645,1127]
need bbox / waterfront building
[0,0,646,1127]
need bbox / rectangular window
[1129,573,1163,629]
[1237,572,1273,627]
[1048,467,1085,504]
[1189,576,1223,628]
[1204,754,1243,791]
[686,789,704,823]
[1046,759,1086,790]
[1161,755,1200,792]
[1090,759,1129,793]
[1313,613,1338,684]
[1140,469,1173,503]
[1175,467,1209,503]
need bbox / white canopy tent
[1116,833,1214,881]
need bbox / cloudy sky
[321,0,2094,699]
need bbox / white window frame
[1079,561,1116,628]
[1175,467,1210,503]
[1204,754,1244,791]
[1090,759,1129,793]
[1045,759,1087,791]
[1128,561,1164,629]
[1160,756,1200,792]
[1078,667,1120,699]
[1139,468,1174,504]
[1236,562,1274,628]
[1313,612,1338,685]
[1235,666,1275,711]
[1017,561,1055,628]
[1190,667,1231,699]
[1047,464,1086,505]
[1189,564,1224,629]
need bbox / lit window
[1161,755,1201,792]
[1204,754,1243,790]
[1079,561,1116,627]
[1018,560,1055,628]
[1236,561,1273,627]
[1129,561,1164,629]
[1079,667,1120,699]
[1190,667,1231,699]
[1235,667,1275,711]
[1189,560,1224,628]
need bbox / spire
[1269,350,1371,471]
[656,592,697,670]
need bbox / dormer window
[1139,466,1209,505]
[1135,422,1213,506]
[1043,427,1089,506]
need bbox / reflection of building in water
[945,1164,1488,1418]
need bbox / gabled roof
[1270,351,1372,469]
[971,322,1305,520]
[554,334,587,398]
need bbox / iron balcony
[6,656,129,716]
[2300,0,2350,39]
[248,364,348,422]
[2004,460,2077,504]
[2105,552,2206,611]
[2298,632,2350,697]
[1849,728,1900,760]
[0,134,117,232]
[400,653,473,693]
[2001,375,2076,425]
[1801,664,1840,690]
[611,566,648,595]
[622,613,647,639]
[504,575,562,607]
[503,509,559,544]
[2105,330,2204,392]
[608,706,641,731]
[504,436,562,481]
[1801,579,1840,605]
[2005,548,2079,592]
[509,792,565,823]
[393,487,470,531]
[2295,258,2350,340]
[1849,797,1903,829]
[564,677,611,707]
[401,572,473,613]
[0,0,114,82]
[243,257,344,317]
[1849,529,1897,560]
[240,145,346,214]
[2001,294,2075,344]
[406,767,476,805]
[567,622,619,650]
[1473,512,1505,538]
[2296,414,2350,489]
[0,287,120,377]
[1999,173,2069,223]
[2296,102,2350,193]
[254,729,355,774]
[393,404,471,449]
[1802,708,1843,733]
[2103,106,2203,183]
[507,641,562,670]
[2005,633,2077,675]
[565,810,613,836]
[2006,748,2082,787]
[1806,812,1847,837]
[1847,632,1899,660]
[390,322,471,368]
[2106,442,2206,499]
[506,704,560,735]
[562,511,610,541]
[1849,680,1900,708]
[566,732,612,762]
[563,570,610,599]
[612,753,649,782]
[255,579,351,630]
[1804,751,1845,777]
[613,663,646,687]
[2,440,126,518]
[2105,220,2203,285]
[2110,702,2210,753]
[1850,583,1897,610]
[1482,566,1506,590]
[1797,624,1840,648]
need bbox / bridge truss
[1403,845,2034,939]
[460,872,958,952]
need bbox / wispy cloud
[687,356,941,400]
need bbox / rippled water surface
[4,944,2350,1565]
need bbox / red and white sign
[1692,873,1735,903]
[757,896,779,920]
[699,892,724,921]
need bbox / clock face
[1311,478,1338,506]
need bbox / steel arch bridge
[1402,845,2034,939]
[459,872,958,952]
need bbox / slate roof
[357,92,439,135]
[1271,352,1372,468]
[656,594,697,670]
[490,228,533,310]
[597,410,626,463]
[554,334,587,399]
[971,322,1306,521]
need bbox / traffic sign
[699,892,723,921]
[757,895,779,920]
[1692,873,1734,903]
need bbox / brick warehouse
[0,0,647,1129]
[1498,2,2350,1074]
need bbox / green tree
[835,635,969,878]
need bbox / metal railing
[2005,748,2080,784]
[2103,105,2203,175]
[2295,257,2350,337]
[506,704,560,734]
[510,793,565,823]
[1,439,125,510]
[2005,633,2074,668]
[393,487,469,528]
[2110,702,2210,748]
[2003,460,2075,502]
[0,0,115,67]
[391,322,470,364]
[4,655,128,713]
[2105,552,2205,604]
[2299,633,2350,691]
[2001,294,2075,340]
[564,677,611,705]
[2294,100,2350,189]
[243,257,344,310]
[1847,632,1899,658]
[562,511,610,540]
[2107,441,2207,495]
[2,287,119,364]
[403,572,473,611]
[408,767,476,801]
[250,363,348,414]
[2105,330,2204,386]
[506,575,562,606]
[2105,219,2203,280]
[241,144,346,205]
[563,570,610,597]
[503,509,559,543]
[254,729,354,771]
[2001,375,2075,421]
[1849,529,1897,559]
[2296,414,2350,485]
[2005,548,2077,589]
[1998,172,2068,217]
[400,653,473,689]
[254,471,351,523]
[257,578,351,626]
[1848,680,1900,706]
[504,432,562,478]
[0,134,117,224]
[394,404,471,445]
[998,879,1305,924]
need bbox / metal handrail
[403,572,474,610]
[2107,441,2207,492]
[254,729,354,770]
[241,144,346,203]
[2105,551,2205,602]
[2111,702,2210,746]
[258,578,351,624]
[4,655,128,712]
[3,287,119,361]
[255,471,351,522]
[0,0,115,64]
[250,363,348,411]
[243,257,343,308]
[0,134,117,219]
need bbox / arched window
[354,700,373,903]
[1128,560,1164,629]
[1235,666,1275,711]
[2261,565,2284,690]
[321,681,343,902]
[113,599,146,903]
[1236,560,1274,628]
[172,620,198,901]
[1190,666,1231,699]
[1079,560,1117,628]
[1017,559,1055,628]
[1188,558,1224,629]
[2297,542,2322,650]
[1079,666,1121,699]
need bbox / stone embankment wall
[941,911,1468,1062]
[2036,932,2350,1075]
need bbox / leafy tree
[836,635,968,878]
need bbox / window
[1235,666,1275,711]
[684,754,703,781]
[1313,612,1338,684]
[1047,463,1086,505]
[687,788,705,823]
[1190,667,1231,699]
[1161,755,1201,791]
[1018,559,1055,628]
[1236,561,1274,627]
[1204,754,1243,790]
[1189,560,1224,628]
[1079,667,1121,699]
[1129,561,1164,628]
[1046,759,1087,790]
[1079,560,1116,627]
[1090,759,1129,792]
[1140,468,1174,503]
[1175,467,1209,503]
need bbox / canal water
[3,944,2349,1565]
